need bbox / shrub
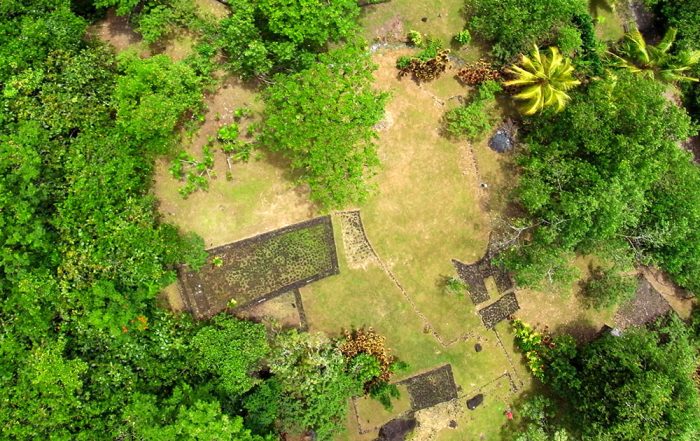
[456,60,502,86]
[407,30,423,47]
[466,0,589,62]
[582,267,637,309]
[217,123,240,143]
[216,0,361,77]
[443,80,502,140]
[416,38,443,61]
[443,276,468,298]
[556,25,583,56]
[398,49,451,82]
[259,46,387,208]
[455,29,472,46]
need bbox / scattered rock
[373,111,394,132]
[467,394,484,410]
[488,119,518,153]
[474,343,482,352]
[449,420,458,429]
[377,417,417,441]
[488,129,514,153]
[421,17,428,22]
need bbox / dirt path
[88,9,146,54]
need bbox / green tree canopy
[465,0,589,62]
[217,0,361,77]
[245,331,374,441]
[549,316,700,440]
[259,45,388,208]
[505,72,696,291]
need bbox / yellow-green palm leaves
[504,46,581,115]
[608,26,700,83]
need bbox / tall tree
[504,46,581,115]
[217,0,361,77]
[259,45,388,208]
[609,26,700,83]
[504,71,694,290]
[549,316,700,440]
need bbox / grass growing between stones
[302,219,527,440]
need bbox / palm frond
[656,27,678,54]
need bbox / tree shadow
[551,316,602,344]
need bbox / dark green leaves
[259,46,388,208]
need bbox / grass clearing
[357,50,491,342]
[353,384,412,434]
[361,0,466,44]
[153,77,317,248]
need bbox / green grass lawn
[360,0,466,44]
[302,216,529,440]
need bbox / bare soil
[641,267,697,319]
[88,9,146,55]
[614,276,671,329]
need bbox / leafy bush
[259,45,388,208]
[443,80,502,140]
[416,37,444,61]
[514,396,572,441]
[582,267,637,309]
[114,52,204,154]
[216,0,361,77]
[556,25,583,56]
[465,0,589,62]
[443,276,468,298]
[169,146,215,198]
[512,319,547,380]
[455,29,472,46]
[571,12,605,76]
[217,122,240,143]
[407,30,423,46]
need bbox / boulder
[467,394,484,410]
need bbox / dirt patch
[641,267,696,319]
[478,293,519,329]
[338,210,379,269]
[178,216,338,319]
[234,289,305,330]
[372,15,406,43]
[195,0,230,20]
[410,399,463,441]
[159,282,186,312]
[614,276,672,329]
[88,9,146,54]
[398,364,459,412]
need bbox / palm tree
[504,46,581,115]
[608,26,700,83]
